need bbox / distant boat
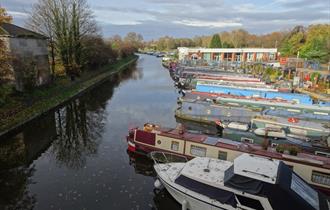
[254,127,286,139]
[151,152,329,210]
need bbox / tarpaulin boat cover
[175,175,237,207]
[225,162,329,210]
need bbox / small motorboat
[151,152,329,210]
[254,127,286,139]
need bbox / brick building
[178,47,278,63]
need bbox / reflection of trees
[52,65,140,169]
[127,151,155,177]
[53,98,104,169]
[0,166,36,210]
[152,188,180,210]
[0,113,56,210]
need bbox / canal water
[0,54,182,210]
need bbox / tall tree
[209,34,222,48]
[300,24,330,62]
[28,0,98,79]
[231,29,248,48]
[0,7,12,23]
[0,7,13,84]
[124,32,144,51]
[280,26,305,56]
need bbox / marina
[0,53,328,209]
[1,1,330,209]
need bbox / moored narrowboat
[126,123,330,195]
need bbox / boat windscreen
[291,173,319,210]
[175,175,237,207]
[225,174,264,194]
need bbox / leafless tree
[27,0,98,79]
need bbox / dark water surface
[0,54,181,210]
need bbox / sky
[1,0,329,40]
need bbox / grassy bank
[0,55,138,137]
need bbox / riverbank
[0,55,138,138]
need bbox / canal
[0,54,182,210]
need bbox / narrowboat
[195,83,322,106]
[184,91,330,117]
[251,115,330,139]
[151,152,330,210]
[126,123,330,195]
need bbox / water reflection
[126,151,181,210]
[0,166,36,210]
[52,65,141,169]
[0,113,56,210]
[127,151,155,177]
[0,64,141,209]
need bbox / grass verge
[0,55,138,136]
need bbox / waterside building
[178,47,278,63]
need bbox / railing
[150,151,188,165]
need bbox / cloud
[173,19,242,28]
[1,0,329,39]
[7,11,29,18]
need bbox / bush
[82,35,118,69]
[276,144,300,156]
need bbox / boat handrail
[149,151,188,165]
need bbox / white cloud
[7,11,29,18]
[173,19,242,28]
[93,9,154,26]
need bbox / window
[190,145,206,157]
[271,143,279,148]
[218,151,227,160]
[241,137,254,144]
[236,195,264,210]
[171,141,179,151]
[315,151,330,158]
[312,171,330,186]
[291,173,319,210]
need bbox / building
[0,23,51,91]
[178,47,278,63]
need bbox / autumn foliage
[0,7,13,83]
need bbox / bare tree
[27,0,98,79]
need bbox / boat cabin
[158,154,329,210]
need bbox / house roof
[0,23,48,39]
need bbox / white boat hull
[159,177,228,210]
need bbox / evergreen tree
[209,34,222,48]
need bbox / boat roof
[253,115,330,132]
[155,127,330,169]
[180,157,233,187]
[234,154,280,184]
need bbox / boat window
[292,99,300,104]
[241,137,254,144]
[236,194,264,210]
[311,171,330,186]
[190,145,206,157]
[218,151,227,160]
[171,141,179,151]
[271,143,278,148]
[175,175,237,207]
[314,151,330,158]
[291,173,319,210]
